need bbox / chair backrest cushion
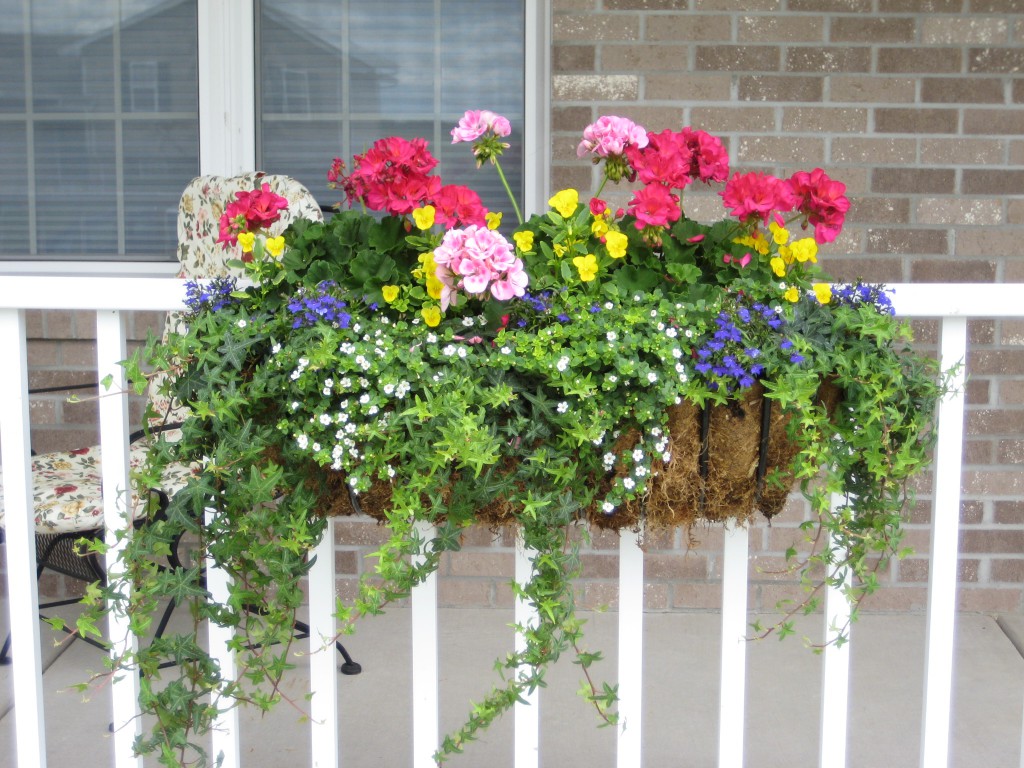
[148,173,325,427]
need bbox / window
[257,0,525,219]
[0,0,200,262]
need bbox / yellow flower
[572,253,598,282]
[421,305,441,327]
[237,232,255,253]
[426,274,444,300]
[549,188,579,219]
[752,234,769,256]
[486,211,502,230]
[513,230,535,253]
[553,243,567,258]
[770,257,787,277]
[591,217,609,238]
[605,230,628,259]
[413,205,435,230]
[790,237,818,263]
[778,245,794,264]
[265,236,285,258]
[769,221,789,245]
[783,286,800,303]
[382,285,400,303]
[813,283,832,304]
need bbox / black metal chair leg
[290,617,361,675]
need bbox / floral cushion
[0,441,199,534]
[0,174,321,537]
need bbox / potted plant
[87,111,943,766]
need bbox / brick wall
[15,0,1023,614]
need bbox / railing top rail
[0,277,1021,318]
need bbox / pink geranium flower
[627,184,682,229]
[679,127,730,184]
[339,136,440,216]
[626,130,693,189]
[788,168,850,243]
[720,172,799,227]
[577,116,649,159]
[451,110,512,143]
[433,226,528,309]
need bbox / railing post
[310,517,339,767]
[0,308,48,768]
[616,527,644,768]
[412,520,439,768]
[514,535,540,768]
[820,496,852,768]
[206,507,241,768]
[96,310,143,768]
[718,521,749,768]
[920,316,968,768]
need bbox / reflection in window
[0,0,199,260]
[258,0,525,221]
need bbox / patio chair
[0,173,360,675]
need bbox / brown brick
[782,107,867,133]
[787,0,870,9]
[910,258,997,282]
[553,74,639,101]
[954,229,1024,258]
[694,0,780,8]
[604,0,683,7]
[601,106,684,131]
[738,75,822,102]
[873,167,956,194]
[957,588,1022,613]
[824,257,904,283]
[829,76,916,103]
[553,44,596,72]
[879,47,962,74]
[27,340,60,366]
[738,14,824,43]
[1011,139,1024,164]
[831,17,915,43]
[553,14,640,42]
[695,45,779,72]
[867,228,949,255]
[962,529,1024,553]
[880,0,963,9]
[923,17,1009,45]
[1011,200,1024,226]
[966,380,991,409]
[991,559,1024,583]
[1002,319,1024,344]
[845,196,911,224]
[831,137,916,164]
[644,553,710,579]
[602,44,691,72]
[671,582,724,609]
[647,13,732,42]
[963,437,993,464]
[897,558,979,583]
[689,106,776,132]
[738,135,825,165]
[962,168,1024,195]
[969,47,1024,74]
[971,0,1024,11]
[646,73,732,102]
[786,47,870,73]
[28,399,57,425]
[552,106,594,133]
[921,78,1006,104]
[334,520,391,547]
[964,108,1024,136]
[915,198,1003,226]
[1015,80,1024,104]
[970,351,1024,378]
[551,165,594,192]
[447,552,514,578]
[998,439,1024,465]
[438,580,493,608]
[994,501,1024,524]
[920,138,1007,165]
[875,108,959,134]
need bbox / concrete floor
[1,600,1022,767]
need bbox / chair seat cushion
[0,439,198,534]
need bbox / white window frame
[0,0,548,276]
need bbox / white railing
[0,278,1020,768]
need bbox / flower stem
[493,157,523,225]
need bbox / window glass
[258,0,525,221]
[1,0,199,261]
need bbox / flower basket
[91,111,944,768]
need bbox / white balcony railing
[1,277,1021,768]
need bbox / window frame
[0,0,548,276]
